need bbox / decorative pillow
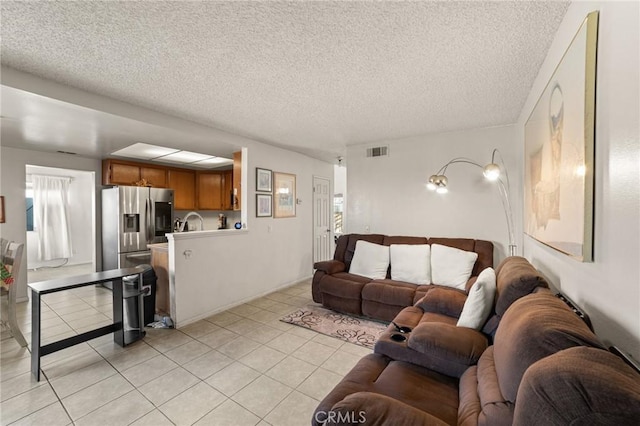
[430,244,478,290]
[457,267,497,329]
[390,244,431,284]
[349,240,390,279]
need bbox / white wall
[170,143,334,326]
[0,147,102,300]
[519,1,640,360]
[347,125,520,261]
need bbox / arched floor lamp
[427,149,517,256]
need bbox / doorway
[313,176,332,263]
[25,165,96,283]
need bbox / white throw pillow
[349,240,390,279]
[390,244,431,284]
[457,267,497,329]
[430,244,478,290]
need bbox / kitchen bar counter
[165,229,249,326]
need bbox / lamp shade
[483,163,501,180]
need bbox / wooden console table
[29,265,149,381]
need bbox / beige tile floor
[0,279,372,425]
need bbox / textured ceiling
[0,1,569,162]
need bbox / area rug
[280,305,388,348]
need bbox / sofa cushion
[349,241,390,279]
[457,267,496,330]
[321,273,371,299]
[312,354,460,426]
[389,244,431,284]
[494,256,548,316]
[414,286,467,318]
[343,234,385,270]
[324,392,450,426]
[514,347,640,425]
[474,346,514,426]
[431,244,478,290]
[362,280,417,306]
[493,292,605,403]
[406,322,488,377]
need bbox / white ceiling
[0,1,569,163]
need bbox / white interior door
[313,176,332,263]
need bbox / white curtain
[32,175,73,261]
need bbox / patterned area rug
[280,305,388,348]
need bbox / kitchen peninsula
[155,229,250,327]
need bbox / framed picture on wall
[256,168,272,192]
[524,11,598,262]
[0,196,4,223]
[273,172,296,218]
[256,194,272,217]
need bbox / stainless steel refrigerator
[102,186,174,274]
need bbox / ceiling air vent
[366,146,389,158]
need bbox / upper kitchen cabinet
[196,171,223,210]
[222,170,233,211]
[233,151,242,211]
[102,159,168,187]
[168,169,196,210]
[196,170,234,210]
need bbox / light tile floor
[0,280,372,425]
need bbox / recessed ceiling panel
[111,143,179,160]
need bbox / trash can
[123,266,157,329]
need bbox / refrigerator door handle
[150,198,156,241]
[145,198,152,244]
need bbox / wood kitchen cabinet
[168,169,196,210]
[196,170,234,210]
[233,151,242,211]
[222,170,233,210]
[196,171,223,210]
[102,159,168,187]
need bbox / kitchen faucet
[179,212,205,232]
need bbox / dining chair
[1,241,28,347]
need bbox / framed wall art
[273,172,296,218]
[256,168,272,192]
[0,196,5,223]
[524,11,598,262]
[256,194,272,217]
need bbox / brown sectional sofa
[312,234,494,322]
[312,292,640,425]
[311,236,640,425]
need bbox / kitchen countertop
[147,243,168,249]
[167,229,248,241]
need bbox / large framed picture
[524,11,598,262]
[256,168,272,192]
[0,196,4,223]
[273,172,296,218]
[256,194,272,217]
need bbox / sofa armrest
[321,392,450,426]
[414,287,467,318]
[407,322,488,373]
[314,260,346,274]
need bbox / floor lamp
[427,149,517,256]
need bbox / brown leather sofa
[374,256,549,377]
[312,234,493,322]
[312,292,640,425]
